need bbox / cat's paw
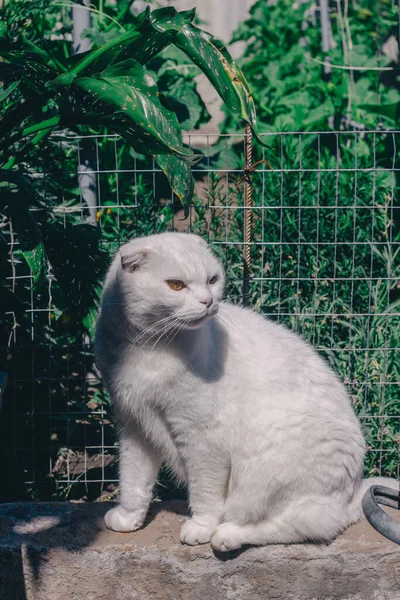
[211,522,245,552]
[180,517,217,546]
[104,506,145,533]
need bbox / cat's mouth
[186,315,209,328]
[184,306,218,329]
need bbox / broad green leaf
[69,8,156,75]
[62,59,198,162]
[22,242,47,285]
[0,51,56,100]
[18,36,53,65]
[0,34,57,73]
[360,102,399,123]
[68,3,261,149]
[154,153,195,213]
[147,8,265,146]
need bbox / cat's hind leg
[211,496,349,551]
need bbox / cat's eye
[167,280,186,291]
[209,275,218,285]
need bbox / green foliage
[0,1,264,203]
[222,0,400,134]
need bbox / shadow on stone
[143,498,189,530]
[212,544,253,561]
[0,499,190,598]
[0,501,106,597]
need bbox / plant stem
[105,2,132,32]
[22,116,60,138]
[52,2,125,33]
[2,117,60,170]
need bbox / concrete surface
[0,500,399,600]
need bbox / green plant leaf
[68,6,264,146]
[360,102,400,123]
[61,59,198,162]
[147,8,264,145]
[47,72,77,90]
[0,20,9,51]
[154,153,195,214]
[68,6,194,75]
[22,242,47,285]
[0,80,20,102]
[82,300,101,337]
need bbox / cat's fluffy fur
[95,232,397,551]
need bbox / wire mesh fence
[1,129,399,502]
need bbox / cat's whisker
[150,317,183,351]
[165,319,189,347]
[134,313,184,352]
[136,322,174,352]
[131,315,176,348]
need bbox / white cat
[95,232,397,551]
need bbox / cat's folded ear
[120,247,149,273]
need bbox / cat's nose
[199,296,213,309]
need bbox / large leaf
[147,8,265,146]
[56,59,198,162]
[69,7,264,145]
[154,153,195,213]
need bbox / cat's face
[118,233,224,333]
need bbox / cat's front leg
[105,425,160,532]
[180,453,229,546]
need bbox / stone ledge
[0,500,399,600]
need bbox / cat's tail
[350,477,398,520]
[352,477,400,544]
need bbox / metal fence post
[73,0,91,54]
[73,0,98,225]
[320,0,332,77]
